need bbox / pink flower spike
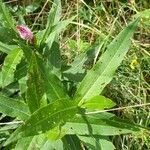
[16,25,34,44]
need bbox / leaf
[75,19,139,102]
[0,41,17,54]
[79,136,115,150]
[37,56,69,102]
[63,112,142,136]
[62,135,82,150]
[15,135,46,150]
[0,0,16,31]
[41,139,63,150]
[26,53,44,113]
[80,95,116,110]
[63,45,100,82]
[4,99,77,145]
[43,17,75,57]
[0,27,17,45]
[1,48,23,87]
[40,0,61,44]
[0,93,30,120]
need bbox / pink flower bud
[16,25,34,44]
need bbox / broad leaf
[80,95,116,110]
[4,99,77,145]
[0,93,30,120]
[26,53,44,113]
[75,19,139,102]
[1,48,23,87]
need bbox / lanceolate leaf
[26,53,44,113]
[0,93,30,120]
[37,56,69,102]
[4,100,77,145]
[63,112,142,136]
[40,0,61,44]
[75,19,139,102]
[1,48,23,87]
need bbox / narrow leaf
[0,0,16,31]
[75,19,139,102]
[40,0,61,44]
[63,112,142,136]
[26,53,44,113]
[1,48,23,87]
[0,93,30,120]
[37,56,69,102]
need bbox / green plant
[0,0,148,149]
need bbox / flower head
[16,25,34,44]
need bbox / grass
[1,0,150,149]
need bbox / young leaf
[4,99,77,145]
[1,48,23,87]
[0,93,30,120]
[26,52,44,113]
[80,95,116,110]
[75,19,139,102]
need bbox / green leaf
[15,135,46,150]
[79,136,115,150]
[63,45,99,82]
[0,41,17,54]
[62,135,82,150]
[41,139,63,150]
[0,93,30,120]
[26,53,44,113]
[0,0,16,31]
[43,17,75,57]
[40,0,61,44]
[0,27,16,45]
[80,95,116,110]
[63,112,142,136]
[75,18,139,102]
[4,99,77,145]
[1,48,23,87]
[37,56,69,102]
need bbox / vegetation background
[0,0,150,149]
